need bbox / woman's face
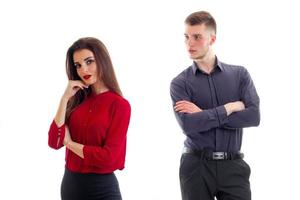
[73,49,99,86]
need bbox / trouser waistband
[182,147,244,160]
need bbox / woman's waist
[65,152,122,174]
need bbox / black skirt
[61,168,122,200]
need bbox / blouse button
[89,109,92,113]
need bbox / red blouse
[48,91,131,174]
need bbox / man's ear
[210,33,216,45]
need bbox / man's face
[184,24,216,60]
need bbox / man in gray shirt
[170,11,260,200]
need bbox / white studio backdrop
[0,0,299,199]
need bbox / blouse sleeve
[48,120,66,150]
[83,98,131,169]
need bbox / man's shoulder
[218,61,251,81]
[219,60,246,72]
[172,65,193,83]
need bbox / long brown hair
[65,37,122,120]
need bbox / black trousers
[180,153,251,200]
[61,168,122,200]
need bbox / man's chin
[191,55,205,60]
[190,55,200,60]
[189,54,197,59]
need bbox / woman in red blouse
[48,37,131,200]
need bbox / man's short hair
[185,11,217,34]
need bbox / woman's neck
[91,81,109,95]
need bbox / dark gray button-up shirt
[170,58,260,152]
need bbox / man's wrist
[224,103,233,116]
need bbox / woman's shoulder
[105,91,130,108]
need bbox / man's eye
[194,35,201,40]
[184,35,189,40]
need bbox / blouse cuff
[48,120,65,149]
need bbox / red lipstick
[83,75,91,80]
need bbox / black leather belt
[183,147,244,160]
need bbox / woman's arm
[55,81,87,126]
[48,80,87,150]
[54,97,69,127]
[63,99,131,164]
[63,126,84,158]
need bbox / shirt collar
[192,56,224,75]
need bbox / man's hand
[174,100,203,113]
[224,101,245,116]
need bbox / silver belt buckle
[213,152,227,160]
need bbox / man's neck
[194,53,216,74]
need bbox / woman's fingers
[63,80,88,100]
[70,80,88,90]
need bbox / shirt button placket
[85,106,92,127]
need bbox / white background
[0,0,299,199]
